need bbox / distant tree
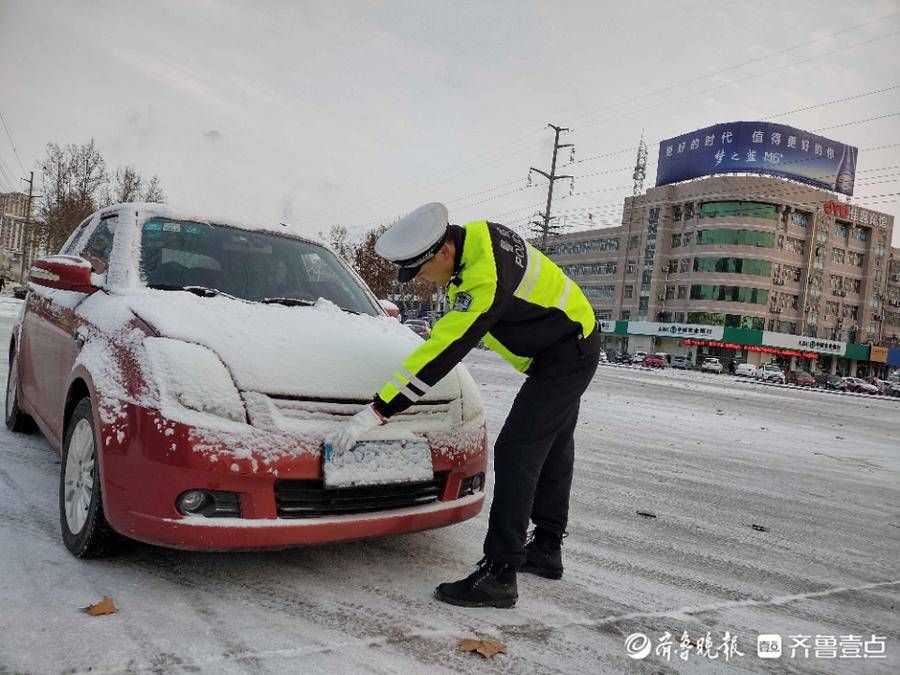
[353,225,395,298]
[319,224,354,263]
[39,140,106,252]
[38,140,165,252]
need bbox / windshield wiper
[147,284,238,300]
[260,297,317,307]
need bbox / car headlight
[144,338,246,424]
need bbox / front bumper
[99,402,487,550]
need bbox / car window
[139,218,379,315]
[81,214,118,274]
[60,215,96,255]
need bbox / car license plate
[323,440,434,489]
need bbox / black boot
[434,558,518,608]
[520,528,564,580]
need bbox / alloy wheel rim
[64,419,95,534]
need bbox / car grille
[267,397,452,420]
[274,471,449,518]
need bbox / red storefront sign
[682,338,818,360]
[823,200,850,219]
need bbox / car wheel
[59,398,122,558]
[5,348,35,433]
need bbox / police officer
[329,203,600,608]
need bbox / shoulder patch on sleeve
[453,291,473,312]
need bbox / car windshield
[138,218,379,315]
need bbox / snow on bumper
[99,402,487,550]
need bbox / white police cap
[375,202,449,282]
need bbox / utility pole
[19,172,36,283]
[529,124,573,252]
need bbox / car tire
[59,398,122,558]
[5,348,35,433]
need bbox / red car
[7,204,487,557]
[642,354,667,368]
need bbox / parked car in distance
[866,377,890,395]
[821,374,846,390]
[630,351,648,364]
[794,371,816,387]
[8,203,487,557]
[403,319,431,339]
[700,357,723,374]
[888,381,900,397]
[734,363,757,377]
[642,354,667,368]
[755,363,786,384]
[11,284,27,299]
[842,377,878,394]
[671,355,690,369]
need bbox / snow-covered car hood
[116,291,461,401]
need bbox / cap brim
[398,265,422,283]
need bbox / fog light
[458,472,486,497]
[177,490,208,515]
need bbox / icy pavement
[0,308,898,673]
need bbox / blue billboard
[655,122,857,196]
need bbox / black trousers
[483,330,600,567]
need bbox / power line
[0,110,26,174]
[574,28,900,136]
[305,16,900,233]
[557,11,900,128]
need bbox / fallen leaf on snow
[82,596,118,616]
[459,638,507,659]
[750,524,769,532]
[636,510,657,519]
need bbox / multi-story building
[0,191,46,283]
[545,122,897,377]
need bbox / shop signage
[627,321,724,340]
[761,332,845,356]
[869,345,888,363]
[683,339,818,360]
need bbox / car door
[19,213,116,445]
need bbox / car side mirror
[29,256,98,294]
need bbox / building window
[825,301,839,317]
[674,312,686,322]
[698,201,778,219]
[685,312,765,330]
[678,258,689,273]
[692,257,772,276]
[852,227,869,242]
[627,259,636,274]
[683,203,694,221]
[628,235,640,250]
[665,284,675,300]
[671,233,682,248]
[624,284,633,299]
[638,297,649,311]
[673,205,682,222]
[696,229,775,247]
[847,251,863,267]
[785,237,804,255]
[682,231,693,246]
[596,309,612,321]
[581,285,615,300]
[689,285,769,304]
[790,211,811,227]
[677,285,687,299]
[621,310,630,320]
[832,247,845,264]
[833,222,849,238]
[850,278,861,293]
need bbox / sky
[1,0,899,246]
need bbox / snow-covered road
[0,306,898,674]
